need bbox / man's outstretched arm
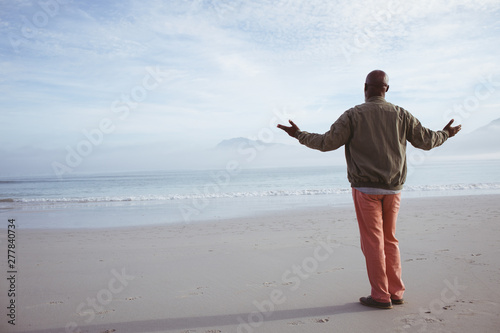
[277,114,351,152]
[406,112,462,150]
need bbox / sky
[1,0,499,176]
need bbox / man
[277,70,461,309]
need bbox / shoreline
[1,194,500,332]
[3,191,500,230]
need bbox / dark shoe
[391,298,404,305]
[359,296,393,309]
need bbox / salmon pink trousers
[352,189,405,303]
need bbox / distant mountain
[475,118,500,132]
[215,137,283,150]
[436,117,500,158]
[211,136,345,168]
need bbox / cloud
[1,0,499,176]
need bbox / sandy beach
[2,194,500,333]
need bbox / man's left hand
[277,120,300,138]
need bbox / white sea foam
[4,183,500,205]
[2,163,499,228]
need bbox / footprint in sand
[395,313,444,332]
[288,318,329,326]
[96,309,115,315]
[311,318,329,323]
[177,286,208,298]
[317,267,343,274]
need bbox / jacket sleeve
[296,110,352,152]
[405,110,449,150]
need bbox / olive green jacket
[296,96,449,190]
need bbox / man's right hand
[277,120,300,138]
[443,119,462,138]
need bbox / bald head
[364,70,389,100]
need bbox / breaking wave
[3,183,500,204]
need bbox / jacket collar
[366,96,386,103]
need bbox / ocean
[1,159,499,229]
